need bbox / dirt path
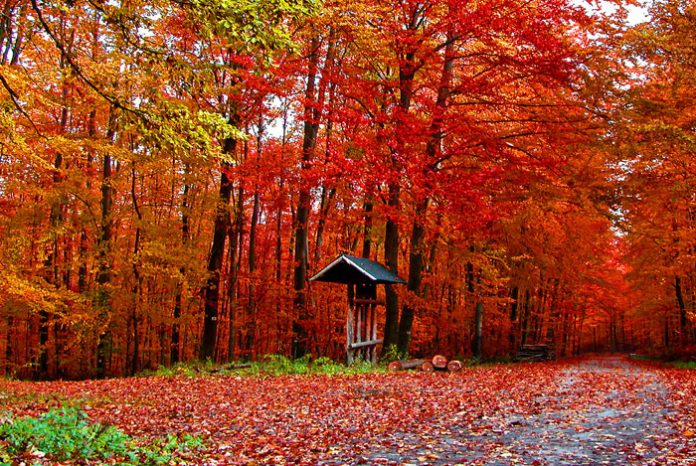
[361,356,687,465]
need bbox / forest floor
[1,355,695,465]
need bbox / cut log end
[388,361,403,372]
[447,360,463,372]
[432,354,448,369]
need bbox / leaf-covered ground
[1,356,695,465]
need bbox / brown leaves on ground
[1,357,696,464]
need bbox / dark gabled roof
[309,254,406,285]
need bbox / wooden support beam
[370,303,377,364]
[349,339,383,350]
[346,306,354,365]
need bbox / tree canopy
[0,0,692,378]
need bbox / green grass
[140,354,383,378]
[628,353,659,361]
[0,406,205,465]
[249,354,380,376]
[672,361,696,369]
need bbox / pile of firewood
[516,344,553,362]
[388,354,464,372]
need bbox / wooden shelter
[310,254,405,364]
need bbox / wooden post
[346,304,354,365]
[370,302,377,364]
[346,283,381,365]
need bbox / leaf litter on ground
[0,356,695,464]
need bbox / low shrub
[0,406,204,465]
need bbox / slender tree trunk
[4,317,12,375]
[473,301,484,359]
[397,34,453,356]
[397,199,428,356]
[520,289,531,347]
[129,162,142,375]
[78,110,96,293]
[384,24,419,354]
[362,197,373,259]
[201,132,237,360]
[382,52,416,354]
[292,35,320,358]
[546,279,560,353]
[247,121,263,357]
[171,170,190,364]
[676,275,687,346]
[225,179,244,360]
[383,183,401,353]
[1,2,26,66]
[509,285,519,350]
[40,158,62,378]
[96,106,117,378]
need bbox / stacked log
[516,344,552,362]
[388,355,464,372]
[432,354,448,369]
[446,360,463,372]
[388,359,426,371]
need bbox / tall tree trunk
[129,162,142,375]
[383,59,415,354]
[397,199,428,356]
[4,317,12,375]
[312,39,338,264]
[247,121,263,357]
[383,183,401,354]
[397,33,453,356]
[171,169,190,364]
[226,182,244,361]
[676,275,687,346]
[362,196,373,259]
[292,35,320,358]
[201,133,237,360]
[520,289,531,347]
[96,106,117,378]
[546,279,560,352]
[473,301,484,359]
[78,109,96,293]
[40,156,62,378]
[383,11,419,354]
[509,285,519,350]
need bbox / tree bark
[509,285,519,349]
[362,197,373,259]
[96,106,117,378]
[171,170,190,364]
[129,161,142,375]
[293,35,320,358]
[201,134,237,361]
[383,183,401,353]
[397,199,428,356]
[676,275,687,346]
[397,34,453,356]
[472,301,484,359]
[246,121,263,357]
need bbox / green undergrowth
[628,353,659,361]
[0,406,205,465]
[672,361,696,369]
[252,354,380,376]
[628,353,696,368]
[140,354,383,378]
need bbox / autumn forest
[0,0,694,380]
